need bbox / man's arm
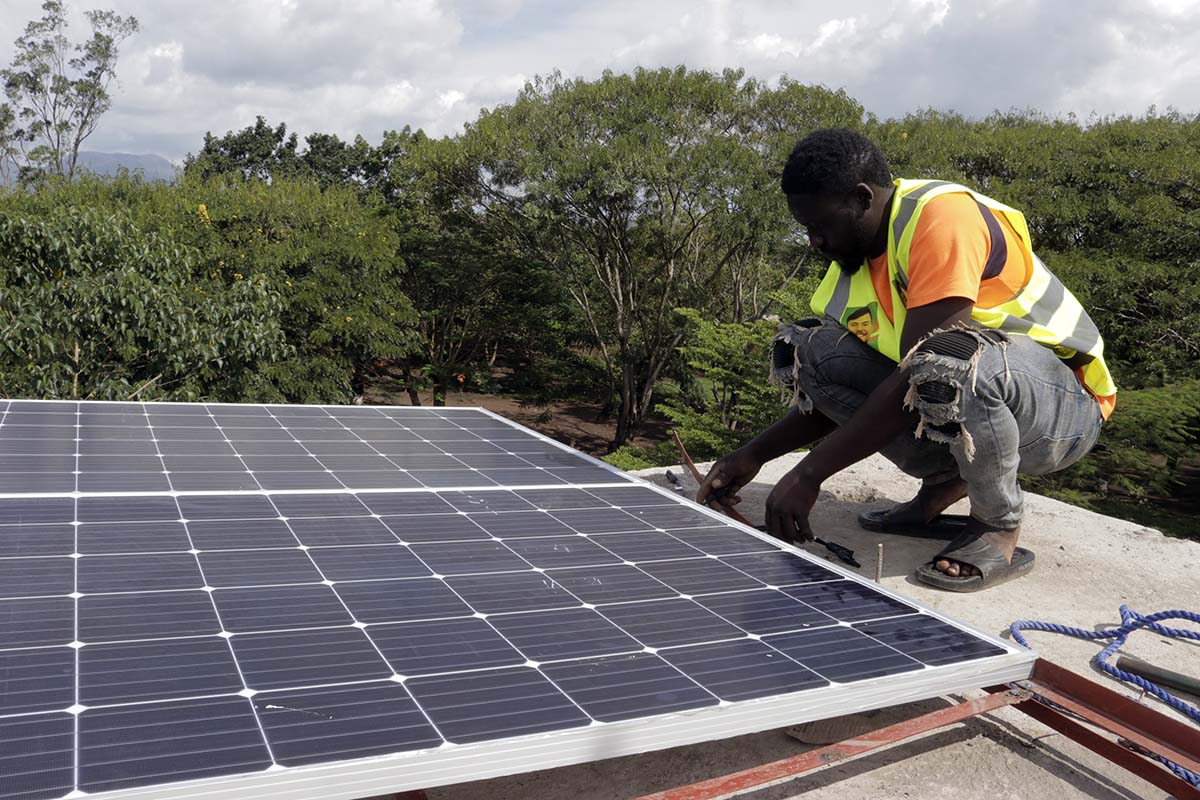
[696,406,835,508]
[763,297,974,542]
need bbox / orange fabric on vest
[868,193,1113,419]
[905,193,1030,309]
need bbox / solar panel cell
[0,402,1025,800]
[541,653,717,722]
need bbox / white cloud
[0,0,1197,161]
[911,0,951,29]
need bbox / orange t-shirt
[867,193,1115,419]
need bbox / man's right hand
[696,449,762,508]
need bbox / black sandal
[858,508,969,539]
[914,529,1035,592]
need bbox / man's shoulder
[911,191,984,227]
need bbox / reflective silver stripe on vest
[1062,308,1102,354]
[826,267,854,323]
[1024,271,1065,327]
[892,180,953,288]
[1020,264,1102,354]
[997,272,1102,355]
[998,314,1035,337]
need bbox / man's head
[845,305,878,343]
[781,128,893,272]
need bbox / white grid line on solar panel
[0,482,639,501]
[0,525,945,700]
[179,404,295,494]
[0,406,1028,799]
[0,576,909,639]
[0,486,682,556]
[0,653,1034,800]
[0,482,1022,681]
[153,419,282,768]
[247,491,453,745]
[0,478,1019,656]
[0,491,936,690]
[0,403,626,495]
[0,497,845,601]
[0,609,993,791]
[0,564,888,640]
[70,402,80,793]
[0,605,920,715]
[0,519,841,623]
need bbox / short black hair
[780,128,891,196]
[846,305,873,323]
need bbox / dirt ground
[368,390,671,455]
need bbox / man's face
[847,314,876,342]
[786,188,875,272]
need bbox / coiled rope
[1009,606,1200,787]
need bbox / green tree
[183,175,421,403]
[377,129,577,405]
[2,169,422,403]
[468,67,861,447]
[185,117,384,192]
[185,116,303,182]
[2,0,138,180]
[0,203,287,399]
[0,102,21,184]
[657,308,782,458]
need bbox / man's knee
[902,328,1007,457]
[769,318,848,411]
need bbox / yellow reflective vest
[809,178,1117,404]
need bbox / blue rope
[1009,606,1200,787]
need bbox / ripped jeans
[769,318,1103,529]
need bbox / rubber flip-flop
[857,509,970,540]
[915,531,1035,592]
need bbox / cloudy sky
[2,0,1199,162]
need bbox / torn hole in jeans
[900,327,1009,462]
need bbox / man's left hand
[764,467,820,543]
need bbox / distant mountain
[75,151,178,182]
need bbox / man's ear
[851,182,875,214]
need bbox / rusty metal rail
[632,688,1032,800]
[628,658,1200,800]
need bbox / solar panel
[0,400,1033,800]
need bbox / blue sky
[2,0,1199,161]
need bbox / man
[698,128,1115,592]
[845,305,880,347]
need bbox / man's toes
[934,558,961,577]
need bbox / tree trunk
[611,366,637,449]
[350,362,369,402]
[402,361,421,406]
[432,376,447,407]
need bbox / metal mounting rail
[628,658,1200,800]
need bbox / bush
[602,446,658,471]
[657,308,784,462]
[0,172,421,402]
[1029,380,1200,501]
[0,205,287,400]
[601,441,682,471]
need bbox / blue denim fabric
[770,319,1103,529]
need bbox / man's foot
[858,477,968,538]
[935,522,1020,577]
[877,476,968,526]
[915,520,1035,592]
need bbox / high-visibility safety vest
[809,178,1117,402]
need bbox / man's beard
[837,257,865,275]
